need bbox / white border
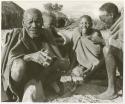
[0,0,124,104]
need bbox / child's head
[42,12,56,28]
[79,15,93,34]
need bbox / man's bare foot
[94,90,118,100]
[118,89,122,96]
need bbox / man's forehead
[99,10,108,16]
[24,13,41,20]
[23,8,42,20]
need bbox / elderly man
[1,8,69,102]
[95,3,123,100]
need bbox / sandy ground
[51,79,123,103]
[1,29,122,103]
[1,79,123,103]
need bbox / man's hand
[23,49,53,67]
[51,58,70,73]
[109,30,119,45]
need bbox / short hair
[80,15,92,23]
[23,8,43,19]
[79,15,93,27]
[99,3,119,18]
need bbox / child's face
[43,16,53,28]
[79,17,92,34]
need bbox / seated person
[1,8,69,102]
[95,3,123,100]
[58,15,105,83]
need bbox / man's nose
[32,22,37,27]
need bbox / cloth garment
[1,28,69,101]
[60,28,104,70]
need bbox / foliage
[44,3,63,12]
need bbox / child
[59,15,105,84]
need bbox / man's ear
[110,13,114,18]
[90,22,93,28]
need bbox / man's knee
[11,58,27,82]
[22,83,36,102]
[103,46,114,56]
[103,46,109,55]
[22,80,46,102]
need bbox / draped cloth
[2,28,65,101]
[75,36,101,69]
[59,28,103,83]
[72,28,102,69]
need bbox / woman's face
[79,17,92,34]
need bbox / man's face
[99,10,114,27]
[23,13,43,39]
[79,17,92,34]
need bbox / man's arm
[109,28,123,50]
[109,16,123,50]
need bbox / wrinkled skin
[22,9,43,39]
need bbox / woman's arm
[57,30,73,45]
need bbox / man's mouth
[29,29,39,33]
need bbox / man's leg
[11,58,27,83]
[22,79,46,102]
[95,46,118,100]
[11,59,46,101]
[115,49,123,76]
[43,58,69,95]
[10,58,27,100]
[22,61,47,102]
[114,49,123,95]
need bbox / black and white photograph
[1,0,124,103]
